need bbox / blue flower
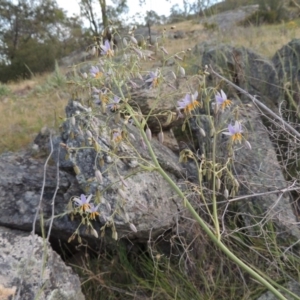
[215,90,232,111]
[90,66,103,79]
[145,69,159,88]
[87,203,100,220]
[100,40,114,57]
[223,121,243,144]
[107,95,121,111]
[177,91,200,114]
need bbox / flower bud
[200,127,206,137]
[129,223,137,232]
[123,37,128,46]
[146,127,152,141]
[158,131,164,144]
[130,36,138,44]
[245,140,252,150]
[129,133,136,140]
[224,188,229,199]
[86,130,93,138]
[118,188,127,199]
[95,169,103,184]
[112,230,118,240]
[91,228,98,238]
[179,66,185,77]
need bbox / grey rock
[272,38,300,122]
[256,281,300,300]
[0,94,189,247]
[194,42,281,109]
[200,5,259,30]
[0,226,85,300]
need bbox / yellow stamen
[95,72,103,79]
[231,133,242,143]
[221,99,232,110]
[107,49,114,57]
[184,100,201,114]
[80,203,90,212]
[89,211,100,220]
[152,77,159,87]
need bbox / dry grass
[1,17,300,154]
[0,72,68,153]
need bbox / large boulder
[0,226,85,300]
[0,97,188,244]
[193,42,281,109]
[272,38,300,123]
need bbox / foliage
[0,0,85,82]
[80,0,128,34]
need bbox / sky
[56,0,185,21]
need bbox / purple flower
[215,90,232,111]
[90,66,103,79]
[112,130,122,143]
[223,121,243,144]
[73,194,92,211]
[100,40,114,57]
[107,95,121,111]
[177,91,200,114]
[93,88,109,105]
[145,69,159,88]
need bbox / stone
[193,42,281,109]
[0,226,85,300]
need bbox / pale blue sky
[57,0,184,19]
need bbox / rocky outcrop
[193,42,281,109]
[0,226,85,300]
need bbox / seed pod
[95,169,103,184]
[207,168,212,180]
[216,177,221,191]
[123,37,128,46]
[224,188,229,199]
[78,235,82,243]
[118,188,127,199]
[158,131,164,144]
[179,66,185,77]
[129,133,136,141]
[124,212,130,223]
[130,36,138,44]
[245,140,252,150]
[74,165,81,175]
[129,223,137,232]
[233,178,240,188]
[86,130,93,138]
[146,127,152,141]
[200,127,206,137]
[112,230,118,240]
[91,228,98,238]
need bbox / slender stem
[212,127,220,240]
